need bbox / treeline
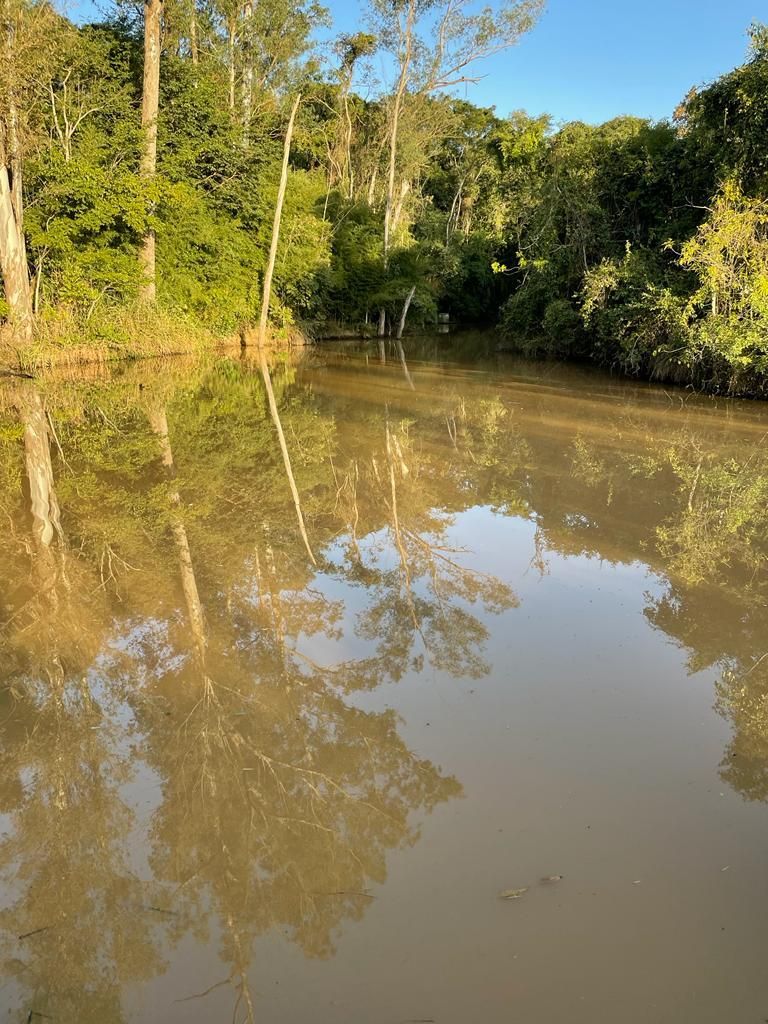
[497,24,768,396]
[0,0,542,348]
[3,0,768,392]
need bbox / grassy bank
[0,306,309,374]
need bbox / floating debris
[141,904,179,917]
[540,875,563,884]
[499,887,528,900]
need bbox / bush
[542,298,582,348]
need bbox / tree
[0,0,38,339]
[139,0,163,302]
[371,0,543,334]
[256,94,317,564]
[332,32,377,197]
[679,179,768,322]
[258,94,301,345]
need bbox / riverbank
[7,304,768,401]
[497,328,768,400]
[0,307,310,374]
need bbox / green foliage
[680,40,768,196]
[491,38,768,394]
[579,246,683,373]
[542,298,582,349]
[321,198,385,323]
[6,0,768,395]
[156,181,260,328]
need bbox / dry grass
[239,322,310,350]
[0,305,310,375]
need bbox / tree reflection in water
[1,349,768,1020]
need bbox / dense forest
[3,0,768,392]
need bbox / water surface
[1,335,768,1023]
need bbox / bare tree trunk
[391,178,410,239]
[240,0,253,145]
[259,357,317,565]
[446,177,464,242]
[139,0,163,303]
[258,94,300,347]
[227,20,236,112]
[0,6,32,340]
[33,249,44,313]
[149,406,207,658]
[365,131,387,207]
[366,165,378,206]
[340,79,354,198]
[4,13,23,235]
[380,0,415,336]
[0,163,32,339]
[383,67,409,262]
[190,3,198,64]
[377,307,386,337]
[396,284,415,340]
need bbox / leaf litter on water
[499,887,528,900]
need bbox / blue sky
[71,0,762,125]
[337,0,763,124]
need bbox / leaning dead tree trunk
[139,0,163,303]
[396,284,415,340]
[0,4,33,341]
[258,93,301,348]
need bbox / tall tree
[258,93,301,345]
[240,0,254,143]
[139,0,163,302]
[372,0,544,334]
[0,0,33,340]
[188,0,199,63]
[332,32,377,197]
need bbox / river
[1,333,767,1023]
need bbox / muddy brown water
[1,334,768,1023]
